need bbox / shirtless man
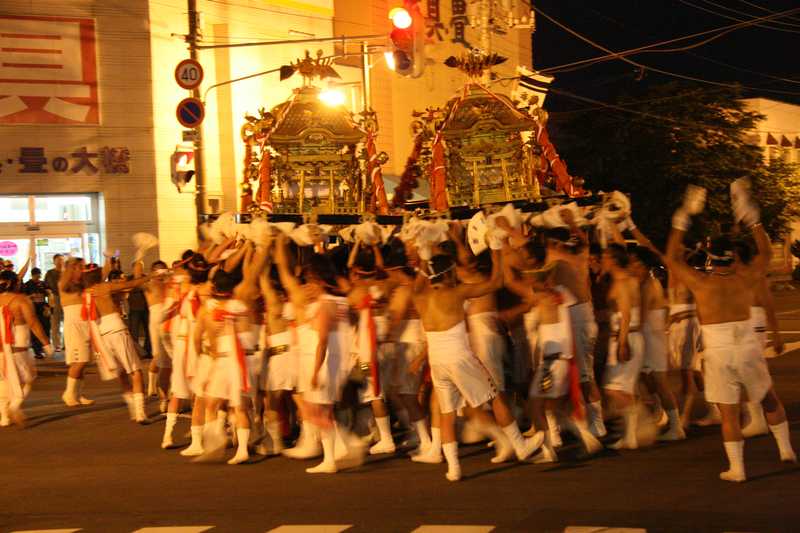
[58,258,95,407]
[383,240,431,455]
[0,271,53,426]
[82,264,149,422]
[734,240,779,438]
[346,240,397,455]
[503,257,603,462]
[601,244,645,450]
[623,218,717,429]
[136,260,171,411]
[543,220,607,438]
[276,233,352,474]
[412,244,543,481]
[666,182,795,481]
[629,246,684,441]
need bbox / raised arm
[665,186,707,292]
[448,222,473,267]
[457,249,503,299]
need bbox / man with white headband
[0,271,53,426]
[412,240,543,481]
[666,181,796,482]
[59,258,95,407]
[81,263,150,423]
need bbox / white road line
[11,530,82,533]
[564,528,647,533]
[133,526,214,533]
[265,526,353,533]
[411,527,494,532]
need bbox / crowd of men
[0,180,795,483]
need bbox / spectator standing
[45,254,64,350]
[23,267,52,359]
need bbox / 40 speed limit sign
[174,59,204,90]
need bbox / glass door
[33,236,84,272]
[0,238,31,272]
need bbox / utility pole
[187,0,207,224]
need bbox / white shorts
[390,340,425,396]
[530,321,571,399]
[468,312,506,391]
[297,325,344,405]
[0,349,36,401]
[357,341,395,404]
[426,322,497,414]
[750,306,767,351]
[148,303,171,368]
[642,311,668,373]
[604,331,645,395]
[63,304,91,365]
[570,303,598,384]
[701,320,772,405]
[205,357,240,407]
[266,331,297,392]
[190,353,214,398]
[98,313,142,377]
[668,308,701,370]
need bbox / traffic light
[386,1,425,78]
[170,147,195,192]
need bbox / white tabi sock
[375,416,394,444]
[769,421,797,462]
[721,440,746,482]
[122,392,135,420]
[442,441,461,481]
[306,428,337,473]
[162,412,178,447]
[133,392,146,422]
[546,410,562,446]
[228,428,250,464]
[414,419,432,448]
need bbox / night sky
[531,0,800,112]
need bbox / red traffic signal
[386,1,425,78]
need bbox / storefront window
[34,195,92,222]
[0,196,31,223]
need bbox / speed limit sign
[174,59,204,90]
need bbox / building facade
[0,0,535,271]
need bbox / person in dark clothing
[23,267,52,358]
[127,283,151,358]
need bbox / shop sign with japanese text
[0,146,130,175]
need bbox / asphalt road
[3,291,800,533]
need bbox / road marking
[411,527,494,532]
[564,528,647,533]
[11,530,82,533]
[133,526,214,533]
[265,527,352,533]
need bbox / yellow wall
[0,1,160,265]
[334,0,534,182]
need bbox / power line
[537,6,800,74]
[532,5,800,97]
[676,0,800,34]
[735,0,800,25]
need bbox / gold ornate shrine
[240,50,389,216]
[392,51,584,211]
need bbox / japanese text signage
[0,146,131,175]
[426,0,472,49]
[0,15,99,124]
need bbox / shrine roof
[439,83,536,137]
[269,86,365,145]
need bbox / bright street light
[319,87,346,107]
